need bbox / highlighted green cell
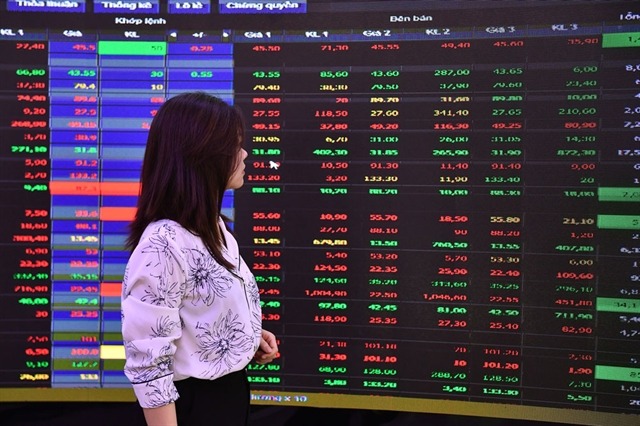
[598,187,640,202]
[602,32,640,48]
[98,41,167,56]
[596,297,640,313]
[53,359,100,370]
[595,365,640,383]
[103,359,125,371]
[103,332,123,342]
[597,215,640,230]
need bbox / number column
[0,36,52,387]
[48,34,102,387]
[396,33,477,399]
[469,28,528,402]
[98,38,168,386]
[521,27,602,409]
[593,29,640,412]
[357,34,404,394]
[280,37,355,391]
[234,36,286,388]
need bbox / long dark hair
[126,92,245,270]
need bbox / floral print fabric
[121,219,262,408]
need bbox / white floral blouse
[121,219,262,408]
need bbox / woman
[121,92,278,426]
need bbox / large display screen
[1,1,639,425]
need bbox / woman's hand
[254,329,278,364]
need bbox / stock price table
[0,4,639,421]
[232,26,640,414]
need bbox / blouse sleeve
[121,226,184,408]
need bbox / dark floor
[0,402,574,426]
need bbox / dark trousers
[174,370,250,426]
